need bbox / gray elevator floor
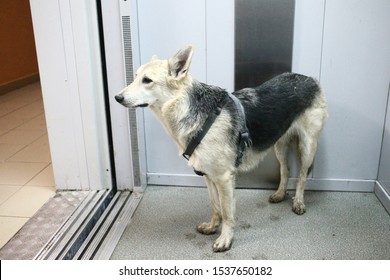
[111,186,390,260]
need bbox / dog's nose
[115,94,124,103]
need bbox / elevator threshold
[34,190,142,260]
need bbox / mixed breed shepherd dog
[115,45,328,252]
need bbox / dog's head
[115,45,194,108]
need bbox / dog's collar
[182,92,251,176]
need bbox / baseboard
[287,178,375,192]
[375,181,390,214]
[0,73,40,95]
[147,173,376,192]
[147,173,206,187]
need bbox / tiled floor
[0,82,55,249]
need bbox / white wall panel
[136,0,207,177]
[315,0,390,181]
[206,0,235,92]
[292,0,325,79]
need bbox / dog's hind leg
[269,136,290,203]
[197,176,221,235]
[293,131,319,215]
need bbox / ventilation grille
[121,15,141,187]
[121,16,134,86]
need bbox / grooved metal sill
[34,190,142,260]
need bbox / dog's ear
[168,45,194,80]
[150,54,159,61]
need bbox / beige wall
[0,0,39,92]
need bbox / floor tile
[0,117,25,132]
[7,135,51,163]
[11,83,42,98]
[0,93,14,104]
[25,164,55,187]
[0,129,45,146]
[1,84,42,104]
[0,103,20,118]
[0,130,8,136]
[0,162,47,185]
[3,100,44,122]
[0,186,55,217]
[14,114,47,131]
[0,100,40,119]
[0,217,29,248]
[0,83,55,251]
[0,143,24,161]
[0,95,33,110]
[0,185,23,205]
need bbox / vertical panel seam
[318,0,327,82]
[204,0,208,84]
[376,79,390,181]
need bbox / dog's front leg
[197,176,221,235]
[212,172,236,252]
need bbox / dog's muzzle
[115,94,149,108]
[115,94,124,104]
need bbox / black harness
[182,92,252,176]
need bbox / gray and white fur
[115,45,328,252]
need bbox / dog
[115,45,328,252]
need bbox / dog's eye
[142,76,153,84]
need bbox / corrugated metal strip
[122,15,141,187]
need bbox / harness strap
[182,93,251,176]
[182,96,228,161]
[227,92,252,167]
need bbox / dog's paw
[197,223,217,235]
[213,235,233,252]
[292,200,306,215]
[269,190,286,203]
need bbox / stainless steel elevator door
[234,0,296,187]
[235,0,295,90]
